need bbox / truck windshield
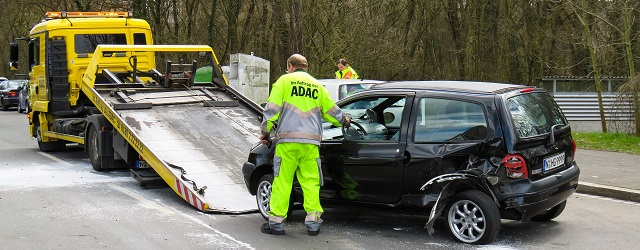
[75,34,127,54]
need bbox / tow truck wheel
[256,174,294,220]
[36,123,65,152]
[446,190,500,245]
[88,125,106,171]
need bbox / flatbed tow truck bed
[79,45,264,213]
[97,87,261,213]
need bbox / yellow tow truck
[9,11,264,213]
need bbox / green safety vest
[335,66,359,79]
[262,69,348,145]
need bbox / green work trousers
[269,142,323,219]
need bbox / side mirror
[9,42,19,71]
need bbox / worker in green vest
[260,54,350,236]
[335,58,359,79]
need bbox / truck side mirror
[9,42,19,71]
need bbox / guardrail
[553,93,634,121]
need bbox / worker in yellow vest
[260,54,350,236]
[335,58,359,79]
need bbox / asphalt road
[0,108,639,249]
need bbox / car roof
[371,80,529,94]
[317,79,385,86]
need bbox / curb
[577,182,640,203]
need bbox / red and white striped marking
[175,179,205,211]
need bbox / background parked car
[17,81,29,113]
[0,79,27,111]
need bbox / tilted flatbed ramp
[103,88,261,213]
[81,45,263,213]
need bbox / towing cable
[167,162,207,195]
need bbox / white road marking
[37,152,72,165]
[574,193,640,206]
[108,183,176,215]
[177,210,255,250]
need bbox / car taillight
[8,91,17,97]
[502,154,528,179]
[570,138,577,162]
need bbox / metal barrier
[554,93,634,121]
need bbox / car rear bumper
[3,97,19,105]
[496,162,580,221]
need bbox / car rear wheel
[256,174,294,220]
[446,190,501,245]
[0,98,7,111]
[531,200,567,221]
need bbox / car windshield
[338,83,375,100]
[6,80,25,89]
[507,92,568,138]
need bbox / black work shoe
[307,228,320,236]
[305,219,323,236]
[261,222,285,235]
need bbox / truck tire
[256,174,294,220]
[36,123,66,152]
[446,190,501,245]
[87,125,111,171]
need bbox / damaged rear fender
[422,174,498,236]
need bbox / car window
[507,92,568,138]
[338,83,375,100]
[323,96,407,141]
[6,80,24,89]
[414,98,488,142]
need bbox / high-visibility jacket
[335,66,359,80]
[262,69,348,145]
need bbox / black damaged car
[242,81,579,244]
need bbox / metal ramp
[101,88,262,213]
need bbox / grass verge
[572,132,640,155]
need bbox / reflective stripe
[305,211,323,222]
[269,215,285,223]
[276,132,322,142]
[282,102,322,118]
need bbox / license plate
[543,152,565,172]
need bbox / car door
[319,91,414,204]
[403,95,494,195]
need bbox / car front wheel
[446,190,501,245]
[255,174,294,220]
[256,174,274,220]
